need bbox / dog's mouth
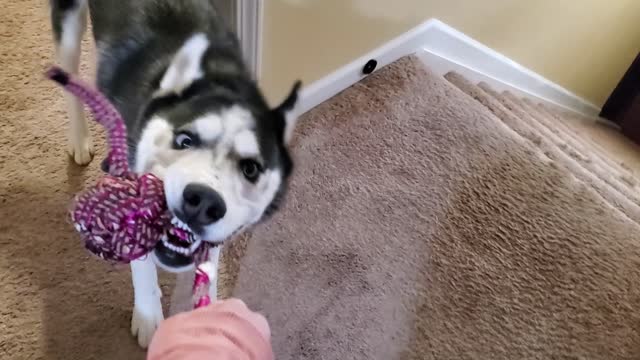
[164,218,203,255]
[152,217,208,272]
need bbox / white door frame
[235,0,263,80]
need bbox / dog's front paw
[131,296,164,349]
[67,137,94,166]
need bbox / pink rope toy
[47,66,214,308]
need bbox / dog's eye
[173,132,196,150]
[239,159,263,183]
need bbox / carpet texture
[233,58,640,360]
[3,1,640,359]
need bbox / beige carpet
[3,1,640,359]
[233,58,640,359]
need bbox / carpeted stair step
[537,101,640,181]
[499,88,640,206]
[445,72,640,227]
[517,97,638,188]
[499,90,639,199]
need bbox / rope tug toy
[47,66,214,308]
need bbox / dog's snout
[182,184,227,226]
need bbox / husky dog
[50,0,300,348]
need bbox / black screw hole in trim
[362,59,377,75]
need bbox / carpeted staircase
[3,2,640,359]
[232,56,640,359]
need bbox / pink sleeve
[147,300,273,360]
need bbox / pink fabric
[148,299,273,360]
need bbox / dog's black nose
[182,184,227,226]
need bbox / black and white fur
[50,0,300,348]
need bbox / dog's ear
[274,80,302,144]
[158,34,209,95]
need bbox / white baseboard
[297,18,443,115]
[297,18,602,119]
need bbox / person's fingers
[219,299,271,340]
[218,298,249,311]
[207,299,271,340]
[149,299,273,360]
[246,311,271,340]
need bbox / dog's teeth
[162,235,195,256]
[164,218,200,256]
[189,238,203,253]
[178,220,190,231]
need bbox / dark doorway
[600,52,640,144]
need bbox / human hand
[147,298,273,360]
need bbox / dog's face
[133,34,300,272]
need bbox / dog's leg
[50,0,93,165]
[130,257,164,349]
